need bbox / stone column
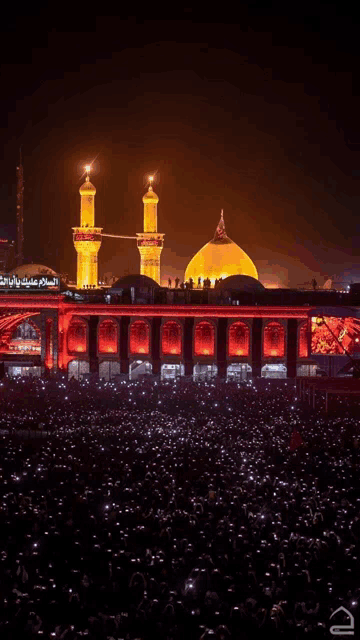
[52,311,58,374]
[251,317,263,378]
[40,311,58,376]
[184,317,194,377]
[120,316,130,375]
[40,311,47,376]
[58,311,70,374]
[88,316,99,375]
[307,315,312,359]
[216,318,227,379]
[287,318,298,378]
[151,317,161,376]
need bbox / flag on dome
[213,210,228,241]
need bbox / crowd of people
[167,277,223,289]
[0,375,359,639]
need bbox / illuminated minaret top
[79,165,96,226]
[73,165,102,289]
[143,176,159,231]
[136,176,164,285]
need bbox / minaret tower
[73,165,102,289]
[136,176,164,284]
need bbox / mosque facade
[0,168,359,381]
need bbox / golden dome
[184,211,258,285]
[142,185,159,204]
[79,176,96,196]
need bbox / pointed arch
[98,318,119,354]
[129,319,150,355]
[228,321,250,357]
[67,317,88,354]
[194,320,215,357]
[161,320,182,356]
[263,321,285,357]
[0,312,39,353]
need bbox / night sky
[1,4,360,287]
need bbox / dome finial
[142,176,159,204]
[213,209,227,241]
[79,165,96,195]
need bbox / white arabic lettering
[0,275,60,289]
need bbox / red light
[0,296,310,318]
[298,322,308,358]
[68,318,87,353]
[98,318,118,354]
[162,321,182,356]
[130,320,150,355]
[45,317,54,369]
[194,321,215,357]
[263,322,285,358]
[228,322,249,357]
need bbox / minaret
[73,165,102,289]
[136,176,164,284]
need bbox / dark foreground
[0,376,359,640]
